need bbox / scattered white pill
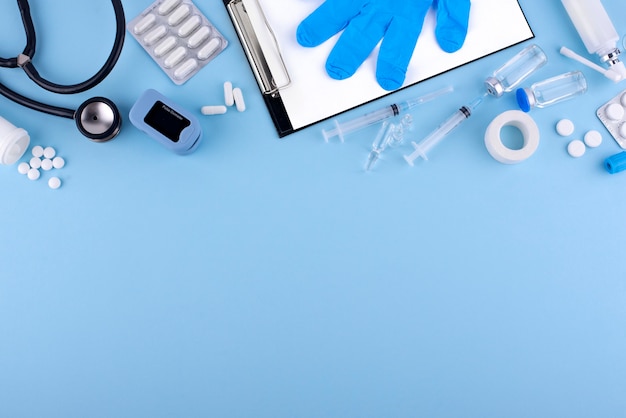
[52,156,65,169]
[567,139,586,158]
[583,130,602,148]
[43,146,56,159]
[605,102,625,121]
[17,162,30,174]
[48,177,61,190]
[29,156,41,169]
[27,168,40,180]
[556,119,575,137]
[201,105,227,115]
[224,81,234,107]
[31,145,44,158]
[233,87,246,112]
[40,158,53,171]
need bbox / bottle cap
[516,88,534,112]
[604,151,626,174]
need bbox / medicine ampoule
[485,44,548,97]
[516,71,587,112]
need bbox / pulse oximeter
[129,89,202,155]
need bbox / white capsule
[168,5,191,26]
[178,15,201,37]
[27,168,40,180]
[233,87,246,112]
[144,25,167,46]
[583,130,602,148]
[223,81,234,107]
[187,26,211,48]
[197,37,220,60]
[158,0,181,15]
[31,145,44,158]
[133,13,156,35]
[29,156,41,169]
[174,58,198,80]
[52,156,65,169]
[154,36,177,57]
[567,139,586,158]
[201,105,227,115]
[41,158,53,171]
[43,146,56,159]
[48,177,61,190]
[164,46,187,68]
[17,162,30,174]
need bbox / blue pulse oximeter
[129,89,202,155]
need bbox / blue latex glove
[296,0,471,91]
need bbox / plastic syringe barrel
[322,105,399,142]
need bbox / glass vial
[516,71,587,112]
[485,44,548,98]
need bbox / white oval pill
[201,105,227,115]
[583,130,602,148]
[567,139,586,158]
[154,36,177,57]
[233,87,246,112]
[43,146,56,159]
[144,25,167,46]
[158,0,181,15]
[31,145,44,157]
[52,156,65,169]
[29,156,41,169]
[17,162,30,174]
[133,13,156,35]
[187,26,211,48]
[606,103,624,121]
[41,158,53,171]
[197,37,220,60]
[164,46,187,68]
[48,177,61,190]
[178,15,201,37]
[556,119,574,137]
[27,168,40,180]
[174,58,198,80]
[223,81,234,106]
[168,5,191,26]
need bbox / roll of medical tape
[484,110,540,164]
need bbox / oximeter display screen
[144,101,190,143]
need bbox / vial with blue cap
[516,71,588,112]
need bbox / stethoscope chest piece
[75,97,122,142]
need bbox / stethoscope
[0,0,126,142]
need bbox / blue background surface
[1,1,625,417]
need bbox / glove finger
[325,12,390,80]
[434,0,471,52]
[376,6,430,90]
[296,0,364,47]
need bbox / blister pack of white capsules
[597,88,626,149]
[128,0,228,85]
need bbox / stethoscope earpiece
[75,97,122,142]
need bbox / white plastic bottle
[0,116,30,165]
[561,0,626,79]
[516,71,587,112]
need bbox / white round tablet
[27,168,40,180]
[17,162,30,174]
[567,139,586,158]
[31,145,44,158]
[29,156,42,169]
[43,146,56,159]
[41,158,53,171]
[52,156,65,169]
[556,119,574,137]
[606,103,624,121]
[583,130,602,148]
[48,177,61,189]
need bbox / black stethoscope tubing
[0,0,125,141]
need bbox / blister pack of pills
[128,0,228,85]
[597,88,626,149]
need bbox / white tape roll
[484,110,540,164]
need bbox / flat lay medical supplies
[0,116,30,165]
[128,0,228,85]
[516,71,588,112]
[597,89,626,149]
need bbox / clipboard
[224,0,534,137]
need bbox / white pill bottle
[561,0,626,80]
[0,116,30,165]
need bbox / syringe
[322,85,453,142]
[403,94,486,166]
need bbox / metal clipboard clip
[226,0,291,97]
